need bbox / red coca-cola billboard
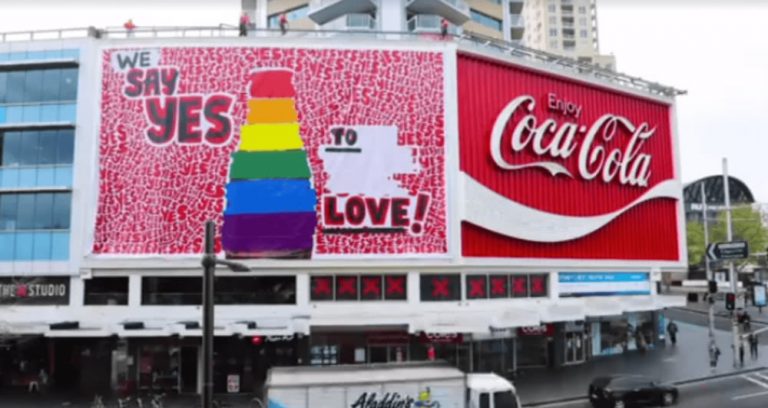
[458,53,682,262]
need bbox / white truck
[264,362,522,408]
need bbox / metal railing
[0,25,686,97]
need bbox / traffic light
[725,293,736,311]
[708,280,718,294]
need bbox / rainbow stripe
[222,69,317,259]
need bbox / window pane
[37,130,57,165]
[16,193,35,229]
[52,192,71,229]
[60,68,78,101]
[55,129,74,164]
[34,193,54,229]
[23,69,43,103]
[0,194,17,230]
[42,69,61,101]
[0,72,6,104]
[6,71,25,104]
[18,131,39,165]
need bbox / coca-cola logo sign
[458,55,682,261]
[490,93,655,188]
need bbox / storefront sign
[558,272,651,297]
[517,324,555,337]
[754,285,767,307]
[458,55,682,262]
[96,47,447,259]
[0,277,69,305]
[420,333,463,344]
[226,374,240,393]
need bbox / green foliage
[687,206,768,265]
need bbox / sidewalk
[514,321,768,405]
[683,297,768,325]
[0,393,257,408]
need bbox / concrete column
[128,274,142,307]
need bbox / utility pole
[202,221,215,408]
[723,158,740,368]
[701,183,716,347]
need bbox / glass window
[579,6,587,13]
[580,29,588,38]
[56,129,74,164]
[85,277,129,305]
[42,69,62,101]
[0,194,17,230]
[23,69,43,103]
[579,17,587,25]
[470,9,503,31]
[549,16,556,24]
[268,5,309,28]
[16,193,35,229]
[37,130,57,165]
[466,275,488,299]
[51,192,71,229]
[142,277,202,305]
[60,68,78,101]
[215,276,296,304]
[494,391,520,408]
[18,131,39,165]
[0,72,6,104]
[549,28,558,36]
[1,131,20,166]
[34,193,54,229]
[6,71,25,104]
[549,40,559,49]
[479,393,490,408]
[548,4,556,12]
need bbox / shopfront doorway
[564,332,586,365]
[180,346,197,393]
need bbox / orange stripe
[247,98,297,124]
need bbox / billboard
[95,47,446,258]
[458,54,682,262]
[558,272,651,297]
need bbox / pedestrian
[440,18,449,38]
[666,320,678,345]
[749,333,759,359]
[124,18,136,37]
[743,312,752,332]
[239,12,250,37]
[709,342,720,368]
[739,342,745,366]
[279,13,288,35]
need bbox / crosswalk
[734,371,768,401]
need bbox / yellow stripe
[239,123,304,151]
[247,99,297,124]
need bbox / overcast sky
[0,0,766,202]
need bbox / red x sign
[338,277,357,295]
[362,277,381,297]
[432,278,451,298]
[386,276,405,297]
[313,277,332,295]
[530,276,546,295]
[468,277,486,298]
[490,277,507,296]
[512,277,527,296]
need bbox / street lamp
[201,220,251,408]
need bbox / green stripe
[229,150,311,180]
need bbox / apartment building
[242,0,525,43]
[522,0,615,69]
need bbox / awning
[417,311,493,334]
[489,307,541,330]
[654,295,687,309]
[622,296,657,313]
[584,297,624,317]
[540,299,585,322]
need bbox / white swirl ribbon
[462,173,681,243]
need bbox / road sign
[706,241,749,261]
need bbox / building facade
[242,0,524,42]
[0,27,685,396]
[522,0,615,70]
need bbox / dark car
[589,375,678,408]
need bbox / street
[529,369,768,407]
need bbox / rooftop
[0,25,686,98]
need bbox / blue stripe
[224,179,316,215]
[559,272,649,283]
[560,291,652,297]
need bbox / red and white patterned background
[94,47,446,256]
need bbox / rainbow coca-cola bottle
[222,69,317,259]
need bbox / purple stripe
[222,212,317,253]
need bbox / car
[588,375,678,408]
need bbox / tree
[709,205,768,263]
[687,221,706,265]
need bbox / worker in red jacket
[279,13,288,35]
[124,18,136,37]
[440,18,449,38]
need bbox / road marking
[732,390,768,401]
[755,372,768,382]
[742,374,768,389]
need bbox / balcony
[408,14,458,34]
[509,0,524,15]
[344,13,376,30]
[308,0,377,26]
[561,4,574,14]
[406,0,470,26]
[509,14,524,40]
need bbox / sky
[0,0,766,202]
